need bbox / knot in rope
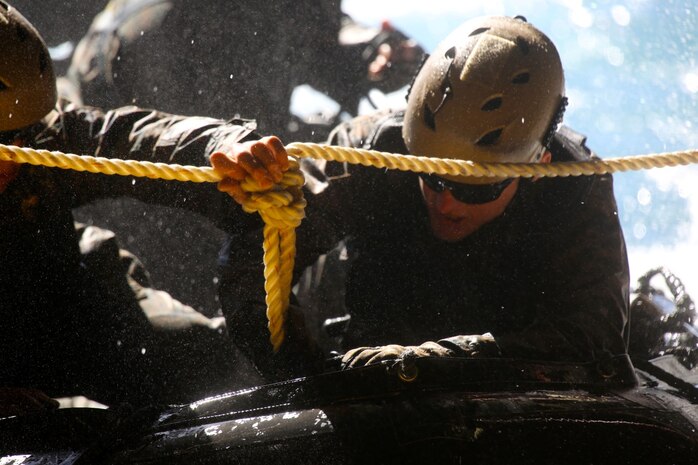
[237,159,306,229]
[0,143,305,352]
[236,157,306,351]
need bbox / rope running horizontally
[3,142,698,350]
[286,143,698,178]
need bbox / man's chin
[430,217,474,243]
[0,176,13,193]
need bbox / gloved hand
[341,333,501,369]
[0,159,20,193]
[210,135,290,205]
[365,21,425,90]
[342,341,453,369]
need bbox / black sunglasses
[419,173,514,204]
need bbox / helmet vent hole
[423,104,436,131]
[0,79,7,91]
[444,46,456,60]
[512,72,530,84]
[39,49,50,74]
[469,27,490,37]
[515,37,530,55]
[476,128,504,146]
[15,22,29,42]
[481,96,503,112]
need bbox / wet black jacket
[221,110,630,376]
[1,99,255,401]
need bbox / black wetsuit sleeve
[422,128,630,363]
[436,172,630,362]
[495,172,629,361]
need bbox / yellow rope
[0,144,220,182]
[286,142,698,178]
[6,143,698,182]
[3,142,698,351]
[236,164,306,351]
[0,144,305,352]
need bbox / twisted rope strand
[4,143,698,183]
[0,144,220,182]
[263,224,286,351]
[287,143,698,178]
[3,142,698,350]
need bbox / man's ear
[532,150,552,182]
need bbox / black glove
[341,333,501,370]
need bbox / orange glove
[210,135,290,205]
[0,159,20,193]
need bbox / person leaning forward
[67,0,425,141]
[213,16,631,382]
[60,0,426,318]
[0,4,288,410]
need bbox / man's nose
[434,189,460,214]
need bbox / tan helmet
[0,2,57,132]
[403,16,566,182]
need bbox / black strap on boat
[174,355,639,424]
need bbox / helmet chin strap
[543,96,569,149]
[405,53,431,103]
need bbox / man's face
[0,135,21,193]
[0,159,20,193]
[420,177,519,242]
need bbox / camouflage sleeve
[32,99,258,229]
